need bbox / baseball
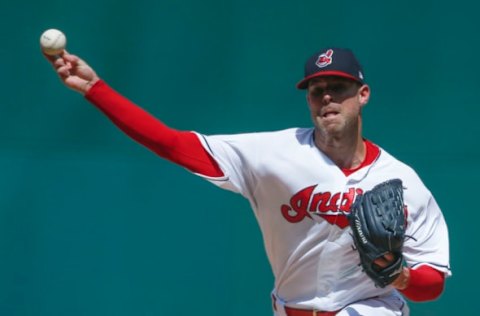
[40,29,67,56]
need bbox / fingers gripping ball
[348,179,407,288]
[40,29,67,56]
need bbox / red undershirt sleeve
[400,265,445,302]
[84,80,224,178]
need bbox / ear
[358,84,370,107]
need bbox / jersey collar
[341,140,380,176]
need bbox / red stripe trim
[297,71,361,89]
[341,140,379,176]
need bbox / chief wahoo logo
[315,49,334,68]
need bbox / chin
[315,125,342,138]
[318,119,344,131]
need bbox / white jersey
[194,127,451,311]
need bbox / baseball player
[44,47,451,315]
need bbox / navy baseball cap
[296,48,365,89]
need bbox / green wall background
[1,0,476,315]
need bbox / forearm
[84,80,223,177]
[399,265,445,302]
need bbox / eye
[310,87,325,98]
[328,83,347,94]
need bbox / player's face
[306,77,370,137]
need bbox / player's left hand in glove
[347,179,407,288]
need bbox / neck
[314,123,366,170]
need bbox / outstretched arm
[43,51,224,177]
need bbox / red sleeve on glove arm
[84,80,224,178]
[400,265,445,302]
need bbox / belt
[284,306,338,316]
[271,294,338,316]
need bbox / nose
[322,93,333,105]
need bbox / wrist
[82,77,100,95]
[394,267,410,290]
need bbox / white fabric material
[335,292,410,316]
[194,128,450,312]
[273,291,409,316]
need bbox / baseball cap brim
[296,70,363,89]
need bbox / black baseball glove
[348,179,406,288]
